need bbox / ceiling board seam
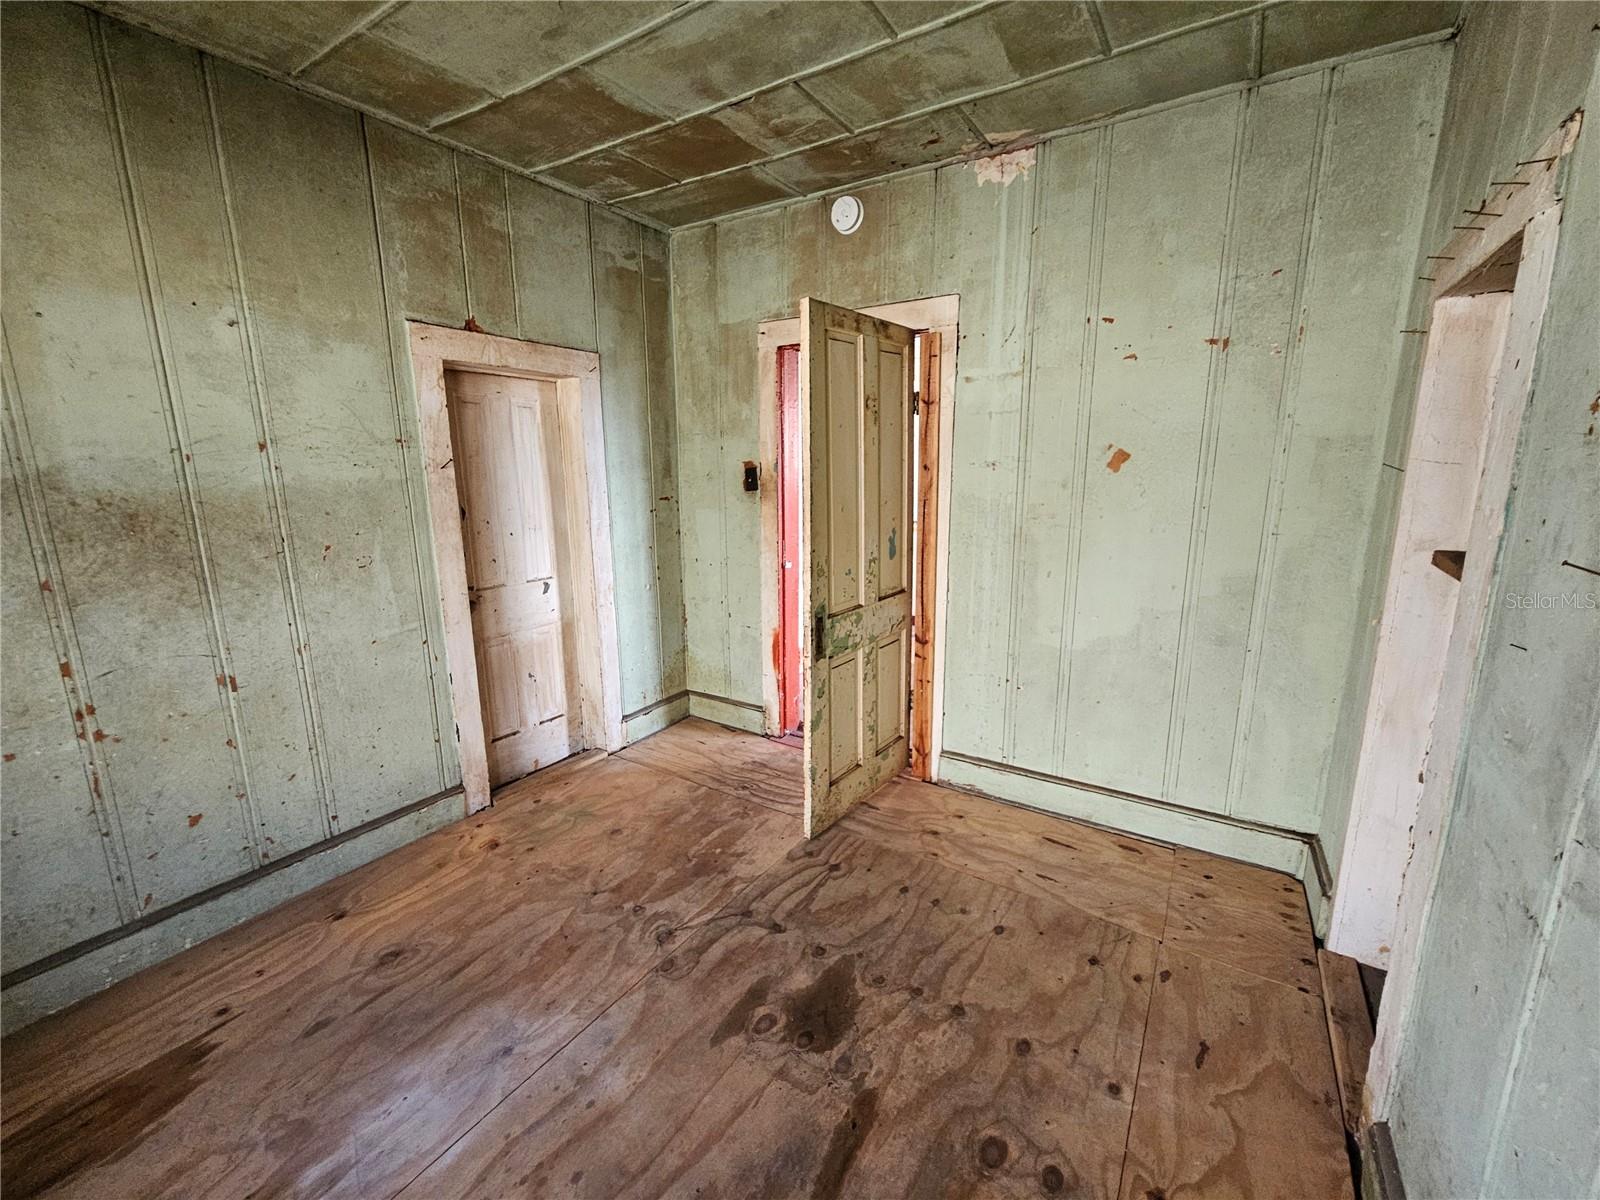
[661,24,1454,229]
[1249,11,1266,80]
[954,106,996,151]
[862,0,902,41]
[291,0,402,77]
[524,0,1009,173]
[611,3,1285,203]
[791,78,859,136]
[424,0,713,129]
[1085,1,1114,58]
[74,3,675,234]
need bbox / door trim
[1358,111,1580,1120]
[757,293,958,781]
[404,321,623,813]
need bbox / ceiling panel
[301,29,491,126]
[1261,1,1460,75]
[84,0,1464,226]
[583,0,890,120]
[626,167,796,225]
[96,0,384,73]
[803,1,1102,128]
[762,109,984,193]
[543,148,679,202]
[619,84,849,183]
[965,15,1254,140]
[872,0,989,35]
[438,68,666,170]
[1096,2,1260,49]
[369,1,677,100]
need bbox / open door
[801,298,917,837]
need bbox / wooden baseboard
[1358,1122,1407,1200]
[1319,947,1377,1135]
[939,751,1317,882]
[686,691,765,734]
[622,691,689,743]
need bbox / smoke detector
[830,194,864,235]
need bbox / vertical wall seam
[999,150,1045,765]
[504,170,521,338]
[714,230,733,695]
[1162,88,1251,804]
[1052,126,1111,774]
[93,18,265,872]
[1225,66,1337,817]
[0,329,142,922]
[637,225,670,705]
[453,153,472,318]
[201,53,339,839]
[1479,775,1596,1192]
[360,112,449,791]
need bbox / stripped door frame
[1363,112,1581,1121]
[757,294,959,781]
[404,321,623,814]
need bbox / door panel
[446,369,576,786]
[802,298,917,836]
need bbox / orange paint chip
[39,578,52,592]
[1107,447,1132,473]
[1101,316,1116,324]
[188,813,204,827]
[59,661,73,679]
[92,729,109,742]
[2,753,15,763]
[1122,353,1137,361]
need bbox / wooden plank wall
[0,6,684,1028]
[1378,4,1600,1197]
[670,44,1450,872]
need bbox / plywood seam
[998,150,1044,765]
[94,15,265,868]
[1052,126,1111,773]
[200,54,340,836]
[359,112,451,794]
[0,340,142,923]
[1162,88,1251,803]
[1225,65,1336,818]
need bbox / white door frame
[1360,112,1580,1119]
[756,294,959,779]
[405,321,623,813]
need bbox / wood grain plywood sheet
[1120,947,1352,1200]
[618,716,803,815]
[1163,850,1321,995]
[0,755,795,1200]
[839,776,1173,938]
[401,830,1158,1199]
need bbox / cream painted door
[446,369,577,786]
[801,298,916,837]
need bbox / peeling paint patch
[187,813,203,828]
[1106,447,1132,473]
[971,145,1036,187]
[1204,336,1231,350]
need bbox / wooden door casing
[801,298,916,837]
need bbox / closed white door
[445,369,577,785]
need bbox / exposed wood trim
[0,784,465,990]
[403,322,623,814]
[1365,112,1581,1119]
[1318,947,1377,1135]
[1357,1122,1408,1200]
[910,330,941,780]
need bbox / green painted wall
[0,5,683,1028]
[1383,3,1600,1197]
[671,42,1450,875]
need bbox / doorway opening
[759,295,958,784]
[405,322,623,814]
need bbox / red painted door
[777,343,803,735]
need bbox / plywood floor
[1,718,1352,1200]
